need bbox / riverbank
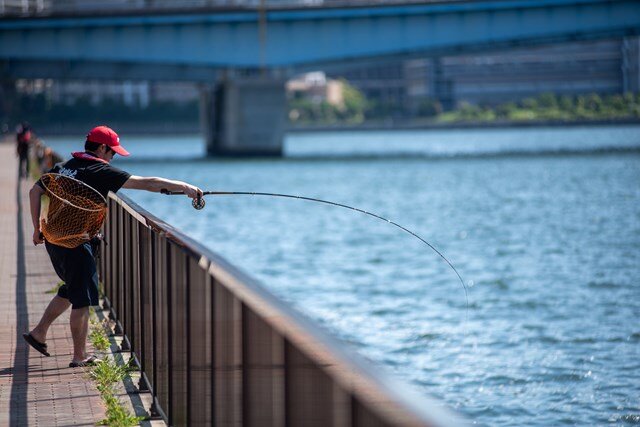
[5,117,640,138]
[288,117,640,133]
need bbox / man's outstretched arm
[122,175,203,200]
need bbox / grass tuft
[89,318,111,352]
[88,309,145,426]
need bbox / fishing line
[161,189,469,313]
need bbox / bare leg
[30,295,71,344]
[69,306,90,362]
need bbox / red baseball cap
[86,125,130,156]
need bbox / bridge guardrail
[0,0,448,17]
[0,0,43,16]
[99,190,462,426]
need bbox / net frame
[39,173,108,248]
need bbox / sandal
[69,355,100,368]
[23,333,50,357]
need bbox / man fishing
[23,125,203,367]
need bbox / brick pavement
[0,141,106,426]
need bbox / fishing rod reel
[161,189,206,210]
[192,196,205,210]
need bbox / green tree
[558,95,574,112]
[496,102,517,119]
[585,93,603,112]
[521,97,538,110]
[417,97,442,117]
[339,79,367,124]
[538,93,558,109]
[457,101,483,120]
[606,94,626,114]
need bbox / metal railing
[99,191,461,426]
[0,0,458,17]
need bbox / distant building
[149,82,199,104]
[286,72,345,107]
[335,37,640,113]
[47,80,150,107]
[19,80,199,108]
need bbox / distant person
[33,139,45,172]
[42,146,57,171]
[16,122,32,178]
[23,125,203,367]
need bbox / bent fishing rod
[161,188,468,309]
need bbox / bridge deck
[0,140,106,426]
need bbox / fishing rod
[160,189,468,310]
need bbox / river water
[44,126,640,426]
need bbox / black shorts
[45,240,99,309]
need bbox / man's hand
[182,183,203,200]
[33,229,44,246]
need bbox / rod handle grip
[161,189,182,195]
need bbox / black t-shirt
[37,156,131,199]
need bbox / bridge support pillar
[200,78,285,157]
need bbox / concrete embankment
[287,117,640,133]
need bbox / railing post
[146,226,156,393]
[154,235,170,421]
[242,304,285,427]
[168,245,189,426]
[188,264,213,425]
[124,211,132,350]
[285,341,346,427]
[112,203,124,336]
[214,285,243,425]
[137,222,150,392]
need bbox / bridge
[2,0,640,155]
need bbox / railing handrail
[110,190,463,427]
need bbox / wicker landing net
[39,173,107,248]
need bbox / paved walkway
[0,141,106,426]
